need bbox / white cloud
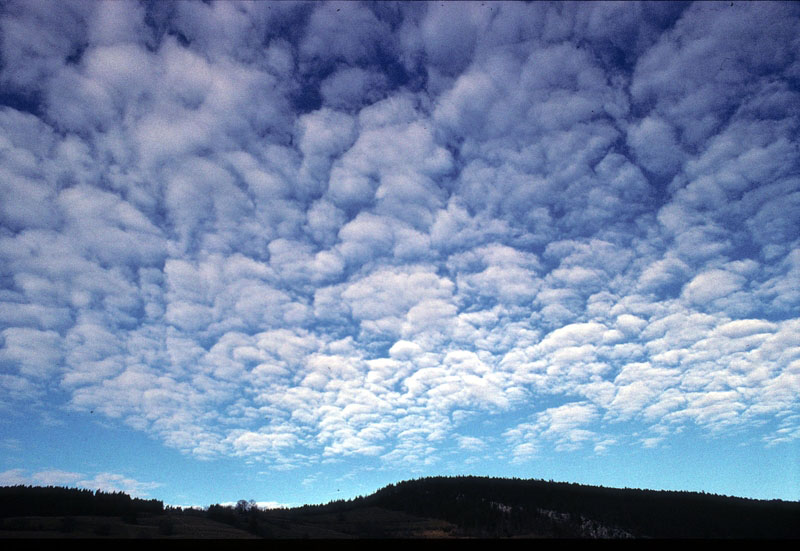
[506,402,600,455]
[0,468,160,498]
[31,469,83,486]
[78,472,162,498]
[627,115,684,177]
[457,435,486,452]
[320,66,388,111]
[682,269,745,306]
[0,468,28,486]
[0,1,797,493]
[0,327,63,379]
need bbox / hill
[357,476,800,538]
[2,477,799,538]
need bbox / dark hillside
[0,485,163,518]
[3,479,798,539]
[358,476,800,538]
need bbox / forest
[0,485,163,517]
[2,476,799,538]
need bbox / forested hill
[3,478,799,538]
[349,476,800,538]
[0,485,163,517]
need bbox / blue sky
[1,0,799,508]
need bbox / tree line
[361,476,800,538]
[0,485,163,518]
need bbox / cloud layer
[1,1,798,480]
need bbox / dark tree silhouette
[0,485,163,518]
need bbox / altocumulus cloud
[1,1,799,498]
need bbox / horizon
[1,1,798,509]
[5,473,800,511]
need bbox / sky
[0,0,799,508]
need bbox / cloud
[506,402,600,456]
[627,115,684,177]
[0,327,63,379]
[0,468,28,486]
[682,269,745,306]
[0,468,160,497]
[1,1,798,492]
[457,435,486,452]
[299,2,392,68]
[31,469,83,486]
[320,66,388,111]
[78,472,162,497]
